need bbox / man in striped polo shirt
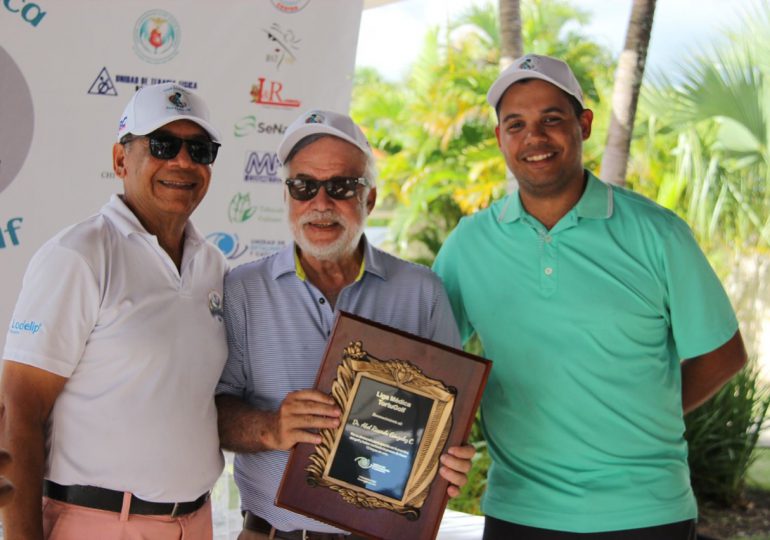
[216,110,474,540]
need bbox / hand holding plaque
[276,312,491,540]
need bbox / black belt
[43,479,209,517]
[242,510,352,540]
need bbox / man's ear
[112,143,127,178]
[579,109,593,140]
[366,187,377,215]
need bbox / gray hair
[280,134,378,189]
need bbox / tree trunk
[601,0,657,186]
[499,0,522,71]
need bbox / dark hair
[283,134,328,164]
[494,79,584,121]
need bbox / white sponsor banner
[0,0,363,345]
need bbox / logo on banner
[264,23,300,69]
[271,0,310,13]
[0,217,23,249]
[0,46,35,195]
[244,151,281,183]
[87,69,199,97]
[250,78,300,108]
[233,116,288,138]
[87,67,118,96]
[206,232,248,260]
[229,193,257,224]
[133,9,181,64]
[3,1,46,27]
[249,239,286,258]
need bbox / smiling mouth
[159,179,196,190]
[523,152,556,162]
[307,221,340,229]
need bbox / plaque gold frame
[306,340,455,520]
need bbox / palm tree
[499,0,522,69]
[639,1,770,251]
[601,0,657,186]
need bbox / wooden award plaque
[276,311,491,540]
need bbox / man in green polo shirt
[433,54,748,539]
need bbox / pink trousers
[42,496,213,540]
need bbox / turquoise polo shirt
[433,172,738,532]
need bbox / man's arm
[216,390,341,452]
[681,330,747,414]
[0,449,14,508]
[0,360,67,540]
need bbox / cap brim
[278,124,367,164]
[122,115,222,143]
[487,71,584,109]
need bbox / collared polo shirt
[217,237,460,532]
[433,172,738,532]
[3,195,228,502]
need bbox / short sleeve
[433,220,475,344]
[428,278,462,349]
[663,218,739,359]
[3,243,100,377]
[216,275,249,397]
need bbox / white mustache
[299,210,344,226]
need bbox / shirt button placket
[541,233,557,295]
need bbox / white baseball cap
[278,109,372,164]
[116,82,221,143]
[487,54,585,110]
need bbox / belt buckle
[170,502,181,518]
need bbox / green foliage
[352,0,614,263]
[633,1,770,253]
[685,361,770,506]
[747,447,770,490]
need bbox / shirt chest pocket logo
[208,290,224,322]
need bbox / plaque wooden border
[276,311,491,540]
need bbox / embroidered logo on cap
[519,57,535,70]
[167,91,188,109]
[305,112,325,124]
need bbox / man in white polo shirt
[0,83,227,539]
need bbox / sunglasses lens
[287,179,319,201]
[148,135,219,164]
[149,136,183,160]
[188,141,219,165]
[326,178,360,200]
[286,178,366,201]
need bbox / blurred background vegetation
[352,0,770,524]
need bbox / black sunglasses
[121,134,220,165]
[285,176,370,201]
